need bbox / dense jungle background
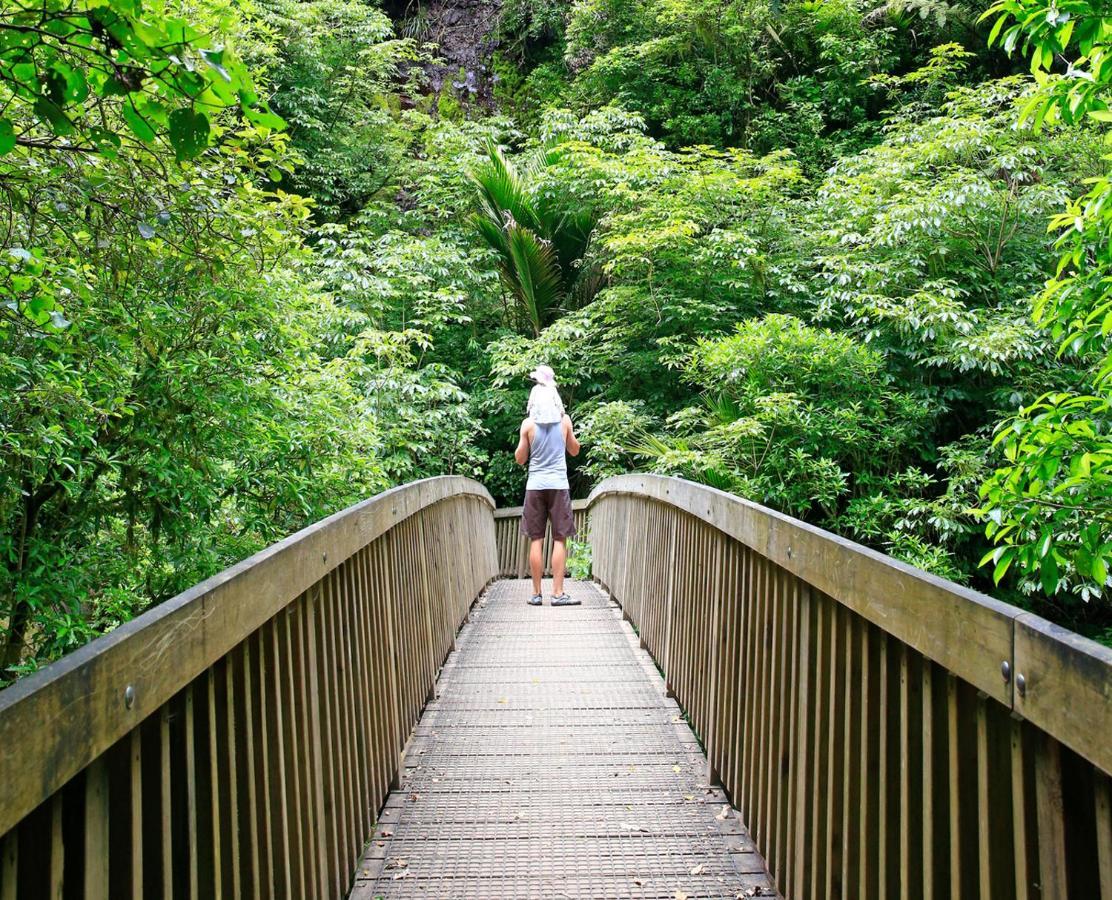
[3,0,1111,681]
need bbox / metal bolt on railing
[1001,660,1011,682]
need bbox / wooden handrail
[588,474,1112,899]
[0,476,497,898]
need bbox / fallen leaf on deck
[673,765,682,773]
[690,864,706,875]
[716,805,730,820]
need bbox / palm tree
[470,142,595,336]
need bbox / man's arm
[562,414,581,457]
[515,418,535,465]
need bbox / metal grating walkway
[349,579,776,899]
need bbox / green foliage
[497,0,572,62]
[566,537,593,578]
[633,315,931,519]
[975,0,1112,607]
[0,129,392,673]
[249,0,416,219]
[0,0,281,160]
[8,0,1112,681]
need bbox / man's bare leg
[552,538,566,596]
[529,538,544,597]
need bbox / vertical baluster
[921,662,935,900]
[760,555,778,851]
[342,556,370,867]
[661,516,678,672]
[976,694,992,899]
[267,620,293,897]
[239,642,262,900]
[295,600,322,900]
[129,729,143,899]
[360,547,382,809]
[823,602,845,900]
[947,674,962,900]
[304,593,329,899]
[859,625,878,900]
[353,546,381,820]
[768,566,787,880]
[186,685,200,900]
[899,646,921,900]
[50,794,64,899]
[317,570,343,896]
[807,595,831,900]
[1034,734,1068,900]
[207,670,224,900]
[1,828,17,900]
[378,537,404,785]
[281,610,309,897]
[223,665,243,900]
[159,705,173,899]
[1011,718,1030,900]
[253,633,277,900]
[742,546,762,825]
[782,573,802,897]
[367,543,393,803]
[790,585,815,899]
[331,570,359,872]
[706,537,725,785]
[723,545,743,815]
[841,615,863,899]
[732,546,752,823]
[1096,771,1112,899]
[877,634,890,900]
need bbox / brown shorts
[520,489,577,540]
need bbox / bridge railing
[0,476,497,900]
[493,499,589,577]
[588,474,1112,900]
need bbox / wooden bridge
[1,475,1110,898]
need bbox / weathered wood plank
[1014,613,1112,777]
[0,478,495,837]
[588,476,1018,704]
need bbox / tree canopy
[4,0,1112,682]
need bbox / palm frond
[470,141,541,234]
[469,141,597,333]
[505,224,562,337]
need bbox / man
[514,365,581,606]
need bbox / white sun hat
[528,364,556,386]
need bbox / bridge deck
[350,579,775,899]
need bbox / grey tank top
[526,422,569,490]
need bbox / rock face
[410,0,504,104]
